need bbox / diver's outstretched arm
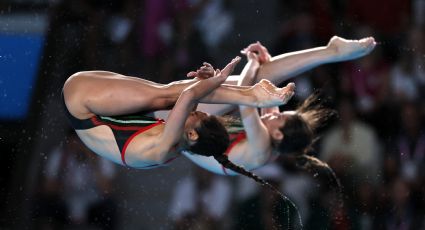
[159,58,240,150]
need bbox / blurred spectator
[169,166,232,230]
[138,0,174,81]
[339,44,391,114]
[384,177,415,229]
[412,0,425,26]
[309,0,334,42]
[44,0,102,74]
[411,166,425,228]
[32,165,67,229]
[390,27,425,103]
[170,0,211,78]
[273,2,315,54]
[392,102,425,183]
[349,181,379,230]
[194,0,234,50]
[344,0,410,37]
[32,131,117,229]
[321,97,381,184]
[306,188,351,230]
[406,27,425,92]
[390,51,420,102]
[138,0,211,83]
[381,155,401,185]
[98,0,140,72]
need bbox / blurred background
[0,0,424,229]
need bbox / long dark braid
[186,115,302,227]
[213,154,303,229]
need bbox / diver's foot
[252,79,295,107]
[327,36,376,61]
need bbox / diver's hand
[214,56,241,82]
[187,62,215,79]
[252,80,295,107]
[241,41,271,64]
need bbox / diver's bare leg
[63,69,285,119]
[197,36,376,115]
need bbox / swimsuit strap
[222,132,246,175]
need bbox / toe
[286,82,296,91]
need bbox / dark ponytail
[295,154,345,222]
[278,92,344,222]
[213,154,303,229]
[278,92,342,196]
[295,154,342,193]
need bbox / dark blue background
[0,34,44,120]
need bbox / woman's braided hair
[189,116,303,228]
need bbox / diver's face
[185,111,209,129]
[262,111,295,141]
[184,111,209,144]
